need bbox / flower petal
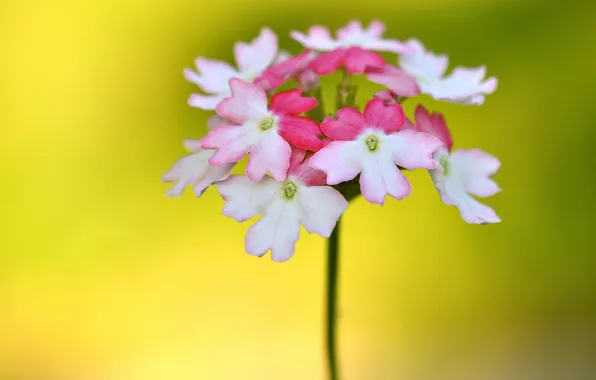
[309,141,363,185]
[207,115,228,131]
[309,49,346,75]
[413,105,453,151]
[363,98,405,134]
[216,78,268,123]
[184,58,239,94]
[292,156,328,187]
[291,26,338,51]
[234,27,278,75]
[269,50,314,77]
[217,175,280,222]
[246,132,292,182]
[359,153,411,204]
[278,115,323,152]
[320,107,365,141]
[399,39,449,78]
[245,200,301,262]
[449,149,501,197]
[201,125,259,166]
[386,130,442,170]
[298,186,348,237]
[270,89,318,115]
[367,65,420,97]
[441,179,501,224]
[343,47,385,74]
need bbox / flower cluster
[163,20,501,262]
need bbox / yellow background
[2,0,595,379]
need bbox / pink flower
[201,78,323,182]
[184,28,281,110]
[309,98,442,205]
[291,20,412,75]
[216,149,348,262]
[396,39,497,104]
[255,50,319,91]
[411,106,501,223]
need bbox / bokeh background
[2,0,595,379]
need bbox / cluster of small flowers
[163,20,501,262]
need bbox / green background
[1,0,595,379]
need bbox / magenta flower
[291,20,411,75]
[310,98,442,204]
[201,78,322,182]
[216,149,348,262]
[184,27,282,109]
[409,106,501,223]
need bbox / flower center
[282,181,298,200]
[259,116,275,131]
[364,135,380,152]
[439,154,450,175]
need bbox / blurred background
[1,0,595,379]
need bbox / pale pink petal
[399,39,449,78]
[278,115,323,152]
[188,93,226,110]
[245,200,301,262]
[344,47,385,74]
[215,79,268,123]
[367,65,420,97]
[201,125,259,166]
[414,105,453,151]
[184,58,239,94]
[246,133,292,182]
[365,20,385,38]
[386,130,442,170]
[216,175,280,222]
[298,186,348,237]
[292,156,327,186]
[320,107,365,141]
[234,27,278,74]
[207,115,228,131]
[297,69,319,91]
[363,98,405,134]
[336,20,364,40]
[270,89,318,115]
[442,180,501,224]
[359,154,411,204]
[309,141,363,185]
[309,49,346,75]
[291,26,338,51]
[182,138,203,152]
[449,149,501,197]
[401,117,416,131]
[374,90,398,105]
[269,50,314,77]
[253,70,286,92]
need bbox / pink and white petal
[207,115,228,131]
[253,70,286,92]
[401,117,416,131]
[344,47,385,74]
[399,39,449,78]
[291,26,338,51]
[246,133,292,182]
[234,27,279,74]
[359,154,411,204]
[188,93,226,110]
[367,65,420,97]
[292,157,327,186]
[186,58,239,93]
[336,20,364,40]
[443,180,501,224]
[310,49,347,75]
[363,98,405,134]
[298,186,348,237]
[161,150,211,197]
[217,175,280,222]
[364,20,385,38]
[414,105,453,151]
[182,138,203,153]
[365,39,414,54]
[245,200,301,262]
[202,125,259,166]
[270,50,314,77]
[320,107,365,141]
[193,163,235,197]
[386,130,442,170]
[288,147,307,173]
[278,115,323,152]
[275,50,292,64]
[449,149,501,197]
[309,141,363,185]
[270,89,318,115]
[216,78,268,123]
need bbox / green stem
[306,86,326,122]
[326,218,341,380]
[336,70,358,110]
